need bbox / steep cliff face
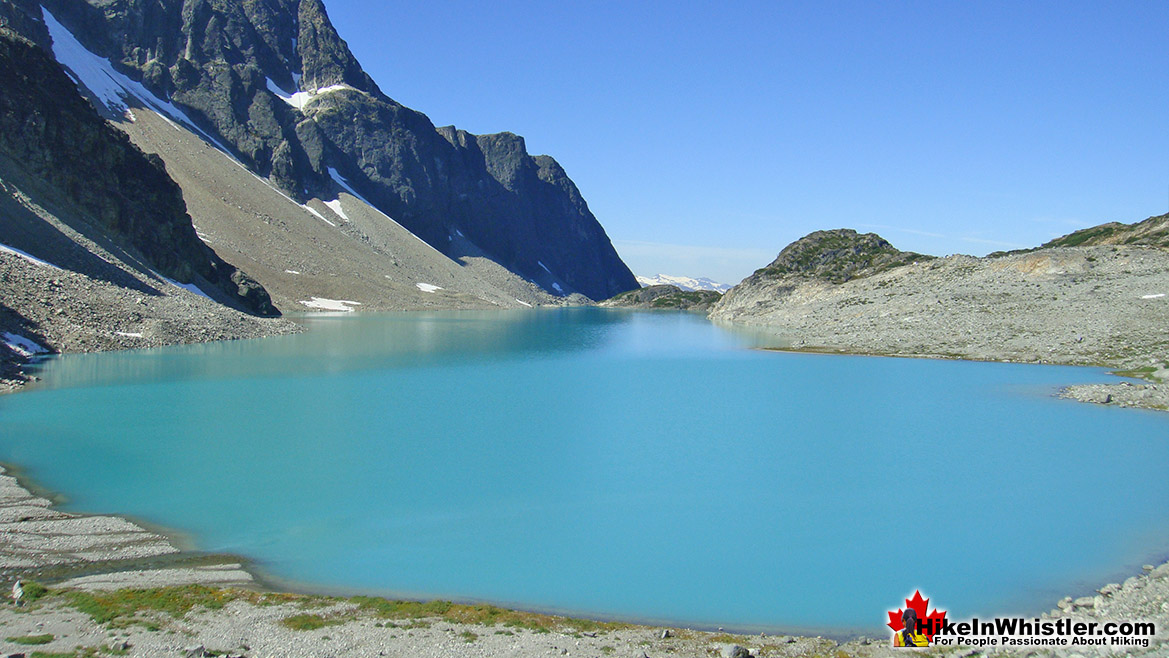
[0,0,47,44]
[32,0,637,300]
[0,26,276,315]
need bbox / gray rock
[718,645,752,658]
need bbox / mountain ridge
[22,0,637,300]
[635,274,732,293]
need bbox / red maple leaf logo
[887,590,947,641]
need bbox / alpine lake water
[1,308,1167,635]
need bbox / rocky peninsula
[709,220,1169,411]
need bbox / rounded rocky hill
[751,228,934,284]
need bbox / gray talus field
[114,106,563,313]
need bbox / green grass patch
[350,597,454,620]
[62,585,237,627]
[707,633,743,644]
[1111,364,1165,383]
[21,581,48,603]
[348,595,624,634]
[459,630,478,643]
[281,613,343,631]
[7,633,54,645]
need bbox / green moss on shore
[349,595,624,633]
[7,632,54,644]
[41,584,627,638]
[62,585,240,627]
[281,613,343,630]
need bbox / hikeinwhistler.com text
[924,617,1156,649]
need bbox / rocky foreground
[0,236,298,394]
[709,225,1169,411]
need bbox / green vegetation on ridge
[754,229,933,283]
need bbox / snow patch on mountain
[43,8,237,158]
[266,79,358,111]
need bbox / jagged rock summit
[10,0,637,301]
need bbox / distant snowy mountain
[636,274,732,293]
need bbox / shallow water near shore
[1,308,1168,633]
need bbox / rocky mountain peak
[755,228,933,284]
[296,0,376,93]
[29,0,637,300]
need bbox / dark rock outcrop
[0,0,47,45]
[0,27,277,315]
[34,0,637,300]
[600,285,722,312]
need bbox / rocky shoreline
[711,244,1169,412]
[0,210,301,395]
[1059,381,1169,411]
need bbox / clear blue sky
[324,0,1169,284]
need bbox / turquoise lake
[1,308,1168,634]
